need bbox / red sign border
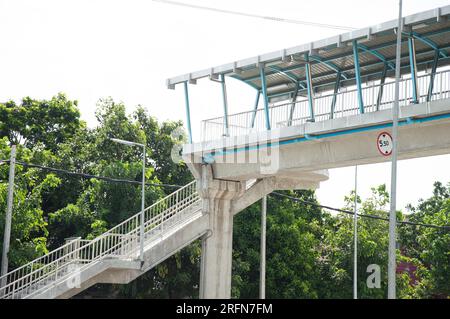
[377,131,393,156]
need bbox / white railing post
[64,237,81,262]
[1,181,203,299]
[100,236,104,258]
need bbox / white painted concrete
[183,99,450,182]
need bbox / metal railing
[0,180,200,299]
[201,69,450,141]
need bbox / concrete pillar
[198,165,243,299]
[199,198,234,298]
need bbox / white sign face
[377,132,393,156]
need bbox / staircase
[0,180,205,299]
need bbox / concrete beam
[197,165,242,299]
[231,178,273,215]
[34,204,207,299]
[186,99,450,181]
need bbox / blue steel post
[330,72,341,119]
[376,64,388,111]
[183,81,193,144]
[408,37,419,104]
[250,91,261,128]
[304,52,315,122]
[239,27,450,84]
[352,40,365,114]
[409,31,448,59]
[427,50,439,102]
[259,64,271,130]
[288,82,300,126]
[220,74,230,136]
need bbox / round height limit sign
[377,132,393,156]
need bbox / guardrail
[201,69,450,141]
[0,180,200,299]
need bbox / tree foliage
[0,94,448,299]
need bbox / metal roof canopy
[167,6,450,103]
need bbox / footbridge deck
[166,5,450,184]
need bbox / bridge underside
[31,203,208,299]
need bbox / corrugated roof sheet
[167,5,450,103]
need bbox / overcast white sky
[0,0,449,211]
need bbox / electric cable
[2,158,449,230]
[271,191,450,231]
[152,0,357,31]
[0,159,183,189]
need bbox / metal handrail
[0,180,200,299]
[201,68,450,141]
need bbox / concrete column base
[196,164,326,299]
[198,166,242,299]
[199,200,234,299]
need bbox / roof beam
[229,74,260,90]
[246,44,450,89]
[267,54,450,99]
[309,54,349,80]
[267,66,298,84]
[167,25,450,88]
[268,65,307,89]
[357,43,395,70]
[240,27,450,83]
[405,31,448,59]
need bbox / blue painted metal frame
[304,52,315,122]
[240,43,450,88]
[409,31,448,59]
[376,64,388,111]
[183,81,193,144]
[229,74,260,90]
[251,90,261,128]
[268,65,301,84]
[352,40,365,114]
[330,72,342,119]
[259,64,271,130]
[220,74,230,136]
[309,55,349,80]
[266,54,450,100]
[203,113,450,160]
[239,27,450,83]
[427,50,440,102]
[408,38,419,104]
[288,81,301,126]
[357,44,395,70]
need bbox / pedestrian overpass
[1,5,450,299]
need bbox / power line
[152,0,357,31]
[271,192,450,231]
[2,158,449,230]
[0,160,183,189]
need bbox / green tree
[232,190,329,299]
[0,93,81,152]
[399,182,450,298]
[0,138,60,268]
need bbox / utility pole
[353,165,358,299]
[260,195,267,299]
[140,145,146,264]
[388,0,403,300]
[1,145,17,282]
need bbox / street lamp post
[260,195,267,299]
[353,165,358,299]
[110,138,146,264]
[389,0,403,299]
